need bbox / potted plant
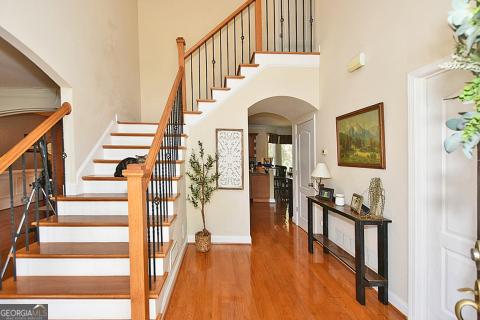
[186,141,220,252]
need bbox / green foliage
[441,0,480,157]
[186,141,220,232]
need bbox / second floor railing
[179,0,316,111]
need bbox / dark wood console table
[307,195,392,305]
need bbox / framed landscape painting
[336,103,386,169]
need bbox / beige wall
[0,0,141,182]
[137,0,244,121]
[314,0,453,308]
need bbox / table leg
[323,207,329,254]
[355,221,366,305]
[378,223,389,304]
[308,198,314,253]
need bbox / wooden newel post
[124,164,150,320]
[176,37,187,112]
[255,0,263,51]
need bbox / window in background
[268,143,276,164]
[281,144,292,168]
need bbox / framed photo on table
[318,187,334,201]
[216,129,244,190]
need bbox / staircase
[0,0,317,318]
[0,120,186,319]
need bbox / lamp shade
[311,163,332,179]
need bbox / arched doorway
[248,96,317,232]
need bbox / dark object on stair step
[113,155,147,177]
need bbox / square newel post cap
[176,37,186,45]
[123,163,147,178]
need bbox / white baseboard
[159,239,188,318]
[388,290,408,317]
[187,235,252,244]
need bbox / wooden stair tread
[102,145,186,150]
[0,275,165,299]
[111,133,187,137]
[16,241,173,259]
[225,75,245,79]
[33,214,177,227]
[211,87,231,91]
[237,63,259,75]
[117,121,158,125]
[93,159,185,164]
[82,175,183,182]
[184,110,203,115]
[56,193,180,202]
[196,99,216,103]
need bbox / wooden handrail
[0,102,71,174]
[142,67,184,181]
[184,0,256,58]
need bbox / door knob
[471,240,480,270]
[455,280,480,319]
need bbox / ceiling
[248,112,291,127]
[0,36,57,88]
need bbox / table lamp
[311,162,331,193]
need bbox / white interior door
[426,70,477,320]
[296,118,315,231]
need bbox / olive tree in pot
[186,141,220,252]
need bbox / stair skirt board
[93,163,182,176]
[103,148,185,160]
[82,180,179,194]
[117,123,158,133]
[16,256,168,276]
[57,200,177,215]
[110,135,186,146]
[39,226,171,243]
[0,299,160,320]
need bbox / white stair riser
[57,200,176,215]
[103,148,184,160]
[0,299,160,320]
[16,257,167,276]
[239,67,259,77]
[94,163,182,175]
[211,90,229,101]
[117,124,158,133]
[110,136,186,146]
[184,114,203,125]
[39,226,170,243]
[83,180,179,194]
[226,78,244,88]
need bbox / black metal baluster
[21,154,29,251]
[281,0,284,52]
[241,9,245,64]
[248,4,252,60]
[220,28,223,88]
[190,57,194,110]
[227,23,230,76]
[302,0,305,52]
[204,42,208,99]
[51,129,59,211]
[212,36,216,89]
[273,0,277,51]
[295,0,298,51]
[198,48,201,101]
[153,152,160,252]
[288,0,291,51]
[146,188,152,288]
[33,143,40,241]
[150,176,156,282]
[157,151,164,246]
[309,0,313,52]
[8,167,16,280]
[266,0,269,51]
[234,16,237,69]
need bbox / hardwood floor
[165,202,405,319]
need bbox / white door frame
[292,112,317,226]
[407,57,453,319]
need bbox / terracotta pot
[195,229,211,252]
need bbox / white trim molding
[407,57,450,320]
